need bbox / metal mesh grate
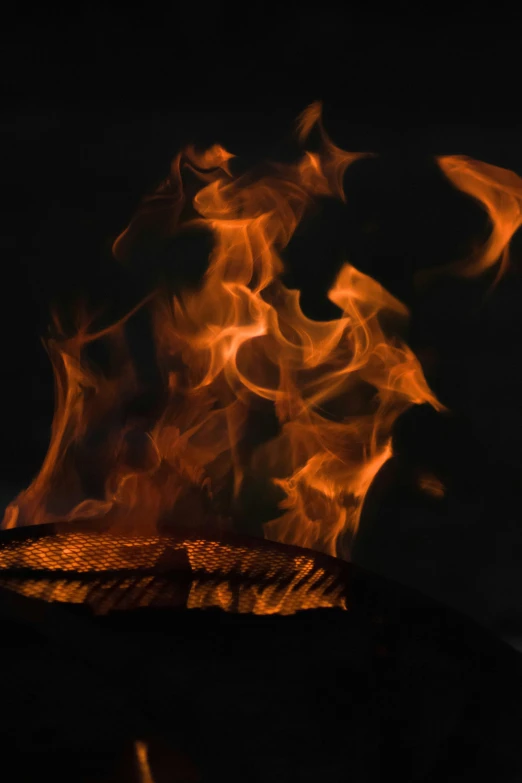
[0,527,348,615]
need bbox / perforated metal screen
[0,526,348,615]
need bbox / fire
[421,155,522,283]
[135,741,155,783]
[3,104,459,558]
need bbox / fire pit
[3,105,522,781]
[0,521,521,782]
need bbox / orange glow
[418,473,446,499]
[135,741,155,783]
[2,104,443,559]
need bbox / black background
[2,11,522,639]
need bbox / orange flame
[135,741,155,783]
[2,104,442,558]
[422,155,522,283]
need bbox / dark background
[2,11,522,641]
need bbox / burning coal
[4,104,521,559]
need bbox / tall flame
[3,104,443,558]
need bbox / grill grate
[0,524,348,615]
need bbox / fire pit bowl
[0,521,520,782]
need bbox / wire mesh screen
[0,525,348,615]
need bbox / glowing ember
[5,104,515,560]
